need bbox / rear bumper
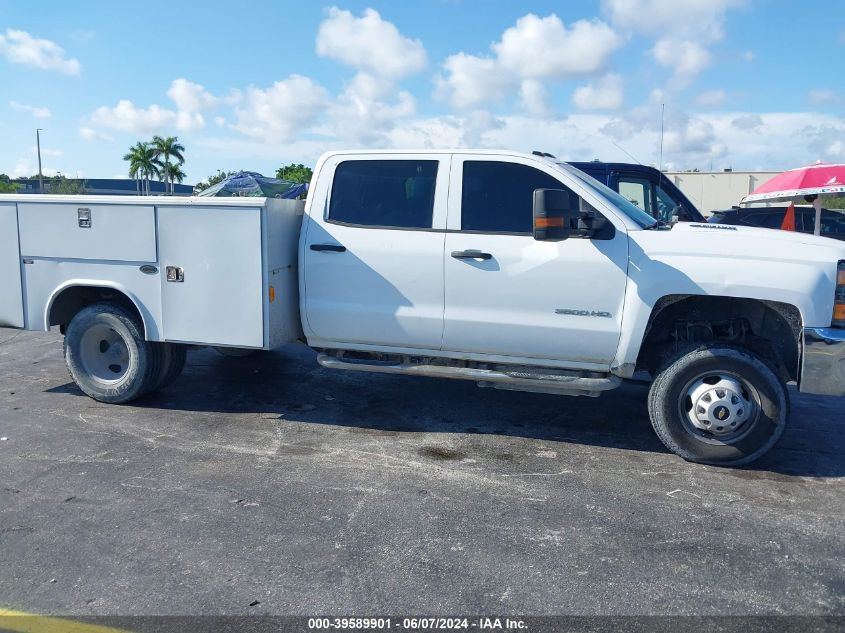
[801,327,845,396]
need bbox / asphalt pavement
[0,328,843,617]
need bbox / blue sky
[1,0,843,184]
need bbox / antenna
[611,141,643,165]
[658,103,665,176]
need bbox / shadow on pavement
[46,345,845,479]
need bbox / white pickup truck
[2,150,844,466]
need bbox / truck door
[0,203,24,328]
[302,154,450,350]
[442,156,628,366]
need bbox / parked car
[2,150,845,466]
[568,160,705,223]
[709,206,845,241]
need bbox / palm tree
[126,142,161,195]
[123,142,146,195]
[162,163,186,193]
[151,135,185,194]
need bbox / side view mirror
[532,189,579,241]
[578,211,608,235]
[533,189,608,240]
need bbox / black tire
[648,345,788,466]
[63,302,156,404]
[154,343,188,391]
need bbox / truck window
[328,160,438,229]
[461,161,569,233]
[618,178,653,214]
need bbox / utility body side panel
[158,205,264,348]
[24,260,164,339]
[18,202,156,262]
[0,203,24,328]
[265,199,305,348]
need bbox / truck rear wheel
[648,345,788,466]
[63,303,157,404]
[151,342,188,391]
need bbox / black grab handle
[310,243,347,252]
[451,250,492,260]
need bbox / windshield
[555,162,659,228]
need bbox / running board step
[316,354,621,397]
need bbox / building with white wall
[666,171,780,216]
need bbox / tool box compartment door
[157,205,264,347]
[0,204,24,328]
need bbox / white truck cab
[3,149,845,467]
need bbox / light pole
[36,128,44,193]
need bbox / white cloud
[79,126,114,142]
[214,116,226,126]
[234,74,328,143]
[604,1,744,84]
[316,7,426,79]
[31,145,61,157]
[695,89,727,107]
[651,39,712,83]
[91,100,177,133]
[808,90,839,105]
[435,53,510,109]
[742,50,755,62]
[11,157,59,178]
[494,14,622,79]
[519,80,550,117]
[572,73,624,110]
[731,114,762,130]
[437,13,621,110]
[0,29,80,74]
[602,0,744,41]
[88,89,213,134]
[9,100,50,118]
[326,72,416,144]
[167,78,217,112]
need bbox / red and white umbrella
[742,162,845,235]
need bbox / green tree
[123,142,161,195]
[0,181,18,193]
[822,195,845,210]
[194,169,238,193]
[162,163,187,192]
[151,135,185,195]
[275,163,313,184]
[47,175,87,194]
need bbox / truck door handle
[451,250,492,260]
[310,243,346,253]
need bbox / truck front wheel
[648,345,788,466]
[63,303,158,404]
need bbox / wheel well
[636,295,802,382]
[49,286,146,337]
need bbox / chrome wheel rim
[79,325,130,384]
[679,371,760,444]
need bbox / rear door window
[329,160,438,229]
